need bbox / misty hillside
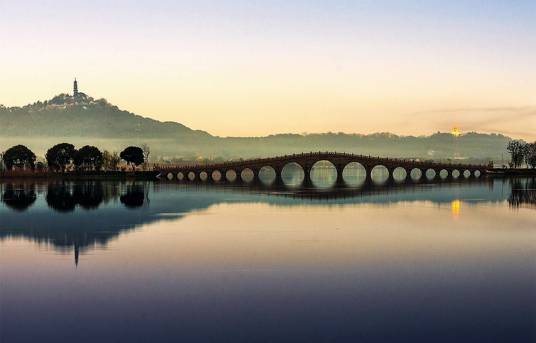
[0,93,210,138]
[0,94,513,162]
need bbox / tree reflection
[74,182,104,210]
[45,182,144,211]
[46,183,77,212]
[508,178,536,209]
[1,183,37,212]
[1,181,151,266]
[120,185,145,208]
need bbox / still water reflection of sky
[1,178,535,343]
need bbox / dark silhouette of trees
[2,145,36,170]
[46,143,76,172]
[120,146,144,170]
[74,145,103,171]
[524,143,536,169]
[507,140,525,168]
[506,141,536,169]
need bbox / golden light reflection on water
[451,200,461,218]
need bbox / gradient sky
[1,0,535,139]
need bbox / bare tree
[0,152,5,172]
[109,152,121,171]
[141,143,151,170]
[524,142,536,169]
[506,140,525,168]
[102,150,121,171]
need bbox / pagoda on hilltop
[73,78,79,97]
[72,78,87,101]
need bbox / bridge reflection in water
[159,152,486,188]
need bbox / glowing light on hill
[451,127,461,137]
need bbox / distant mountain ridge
[0,94,513,161]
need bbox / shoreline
[0,170,159,180]
[1,169,535,181]
[487,169,536,176]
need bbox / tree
[2,145,36,170]
[110,152,121,170]
[524,142,536,169]
[46,143,76,172]
[74,145,103,171]
[102,150,121,171]
[0,152,5,172]
[506,140,525,168]
[120,146,144,170]
[141,143,151,170]
[36,161,46,171]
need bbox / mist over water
[1,177,535,343]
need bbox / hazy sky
[1,0,535,139]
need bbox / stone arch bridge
[158,152,487,187]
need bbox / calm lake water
[1,177,535,342]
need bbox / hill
[0,93,210,138]
[0,94,513,163]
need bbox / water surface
[1,178,535,342]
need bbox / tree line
[0,143,149,172]
[507,140,536,168]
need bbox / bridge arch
[392,167,407,183]
[310,160,337,188]
[410,168,422,182]
[425,168,436,181]
[241,168,255,183]
[281,162,305,188]
[342,162,367,187]
[225,169,237,182]
[371,165,389,185]
[258,166,277,186]
[211,170,222,182]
